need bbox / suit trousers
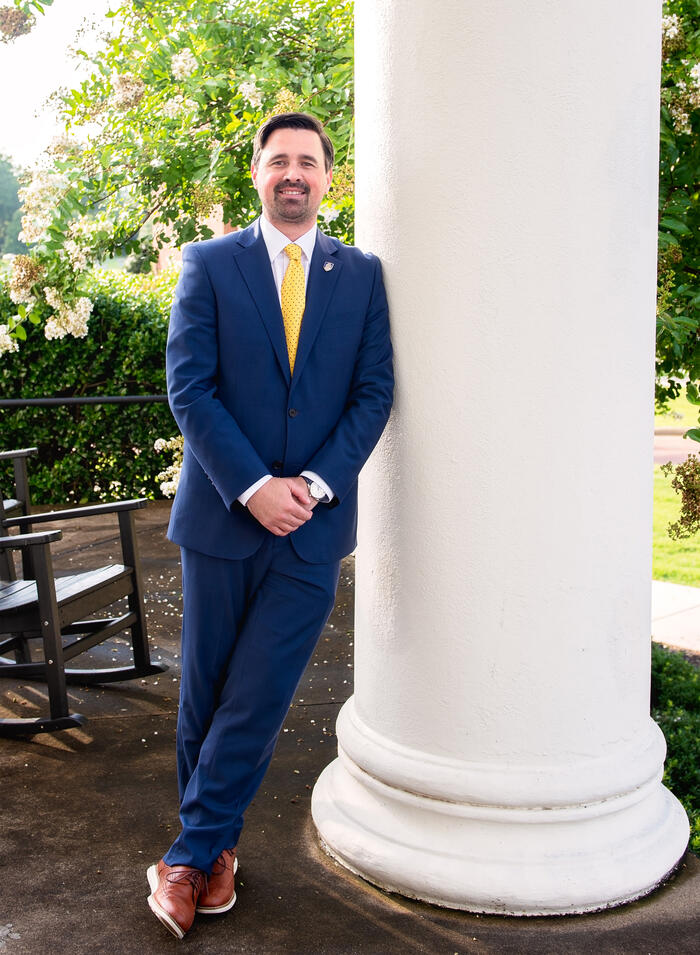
[163,535,341,872]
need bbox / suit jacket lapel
[232,220,291,386]
[292,230,342,385]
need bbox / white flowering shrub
[170,48,197,80]
[0,265,179,502]
[0,323,18,355]
[154,434,184,497]
[2,0,354,354]
[658,2,700,414]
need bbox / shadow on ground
[1,502,698,954]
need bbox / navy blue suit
[163,219,393,870]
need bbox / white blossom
[171,49,197,80]
[18,220,46,245]
[8,254,44,304]
[68,214,111,241]
[0,324,19,355]
[44,318,62,340]
[161,93,197,118]
[690,63,700,89]
[9,287,35,306]
[320,204,340,224]
[63,239,89,271]
[662,15,681,41]
[44,296,93,340]
[669,101,692,134]
[17,169,68,244]
[239,81,263,110]
[155,435,184,496]
[47,133,76,158]
[43,286,62,309]
[111,72,145,109]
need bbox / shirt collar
[259,214,317,263]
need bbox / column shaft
[312,0,689,914]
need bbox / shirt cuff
[238,474,272,507]
[301,470,334,503]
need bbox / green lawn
[655,391,698,431]
[654,465,700,587]
[654,390,700,586]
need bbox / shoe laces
[166,867,206,898]
[211,848,235,877]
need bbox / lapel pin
[323,261,334,272]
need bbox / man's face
[251,127,332,236]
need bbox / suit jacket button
[288,408,298,418]
[272,460,283,469]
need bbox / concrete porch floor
[0,501,698,954]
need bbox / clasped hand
[247,476,317,536]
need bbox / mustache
[274,182,310,195]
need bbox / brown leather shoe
[196,847,238,915]
[147,859,206,939]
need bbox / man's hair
[252,112,334,172]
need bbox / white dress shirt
[260,213,316,298]
[237,215,334,507]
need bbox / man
[147,112,393,939]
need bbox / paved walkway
[654,430,699,465]
[652,580,700,655]
[0,502,698,954]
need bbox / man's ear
[251,162,258,187]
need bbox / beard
[269,182,315,222]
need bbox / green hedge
[0,267,178,504]
[651,642,700,854]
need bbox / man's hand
[287,476,319,510]
[247,477,314,535]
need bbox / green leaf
[660,217,691,235]
[684,429,700,442]
[658,232,680,250]
[686,382,700,406]
[14,324,27,341]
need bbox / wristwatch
[303,477,328,503]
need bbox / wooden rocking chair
[0,497,167,737]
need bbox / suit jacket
[166,218,394,564]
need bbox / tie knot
[284,243,302,262]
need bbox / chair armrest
[0,447,38,461]
[0,530,62,548]
[4,498,148,528]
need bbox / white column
[312,0,690,915]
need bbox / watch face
[309,482,325,501]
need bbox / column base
[312,750,689,916]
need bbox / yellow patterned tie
[281,243,305,374]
